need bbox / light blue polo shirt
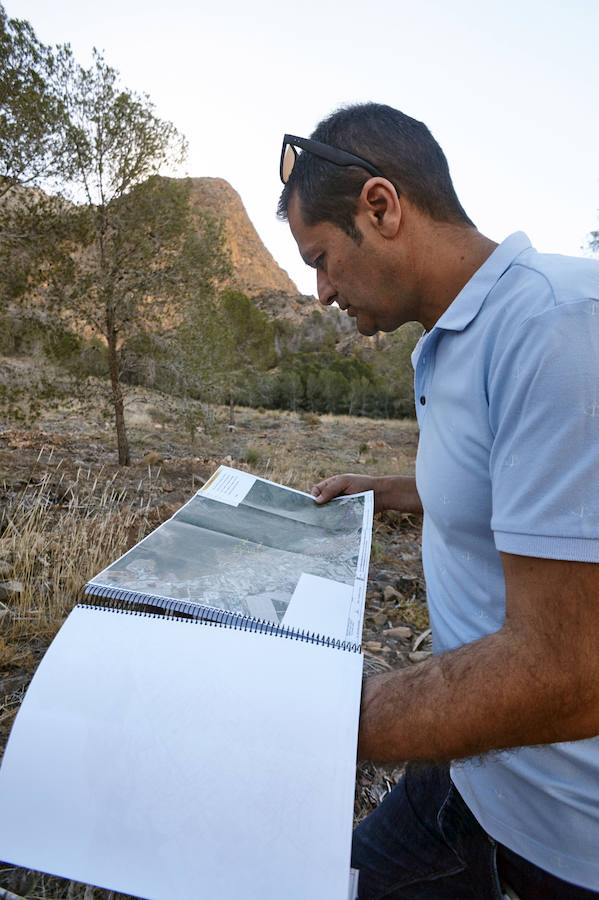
[411,232,599,889]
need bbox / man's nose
[317,270,336,307]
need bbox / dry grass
[217,407,418,492]
[0,464,158,647]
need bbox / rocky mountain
[187,176,373,351]
[188,177,298,298]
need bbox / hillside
[187,176,363,349]
[189,177,298,297]
[0,177,420,422]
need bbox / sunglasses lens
[281,144,296,183]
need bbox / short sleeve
[489,298,599,561]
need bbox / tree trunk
[106,308,130,466]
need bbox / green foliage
[272,310,337,356]
[63,50,187,205]
[174,400,211,445]
[116,290,277,409]
[41,322,81,364]
[371,322,421,416]
[122,289,277,414]
[232,330,419,419]
[240,446,262,467]
[0,380,41,426]
[0,3,72,196]
[0,360,75,427]
[370,539,385,562]
[273,318,296,356]
[51,175,212,335]
[0,311,44,355]
[219,290,276,370]
[299,309,337,353]
[185,209,232,292]
[171,294,234,403]
[0,36,234,465]
[75,338,108,378]
[0,310,108,375]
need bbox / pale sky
[8,0,599,295]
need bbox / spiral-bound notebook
[0,467,372,900]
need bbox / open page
[0,604,363,900]
[87,466,373,644]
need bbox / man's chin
[356,321,378,337]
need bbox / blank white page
[283,572,353,641]
[0,605,362,900]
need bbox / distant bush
[301,412,320,427]
[240,446,262,467]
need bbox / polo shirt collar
[430,232,532,333]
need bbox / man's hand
[312,473,423,516]
[312,474,381,509]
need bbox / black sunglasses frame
[280,133,386,184]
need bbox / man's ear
[358,178,401,239]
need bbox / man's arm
[358,553,599,762]
[312,473,423,516]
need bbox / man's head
[279,103,484,335]
[277,102,474,237]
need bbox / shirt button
[420,396,426,405]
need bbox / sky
[7,0,599,296]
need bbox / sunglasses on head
[280,133,386,184]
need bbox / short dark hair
[277,102,474,236]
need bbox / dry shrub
[300,411,321,428]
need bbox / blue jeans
[351,763,599,899]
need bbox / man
[277,104,599,899]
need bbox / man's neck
[409,222,498,331]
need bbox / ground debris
[355,760,405,823]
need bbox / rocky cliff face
[188,177,298,298]
[187,177,378,351]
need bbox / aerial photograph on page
[87,476,368,625]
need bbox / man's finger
[311,475,352,503]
